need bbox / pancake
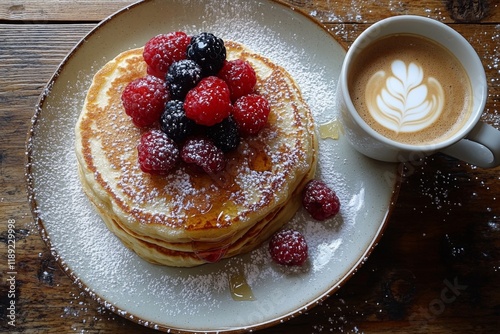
[75,40,318,267]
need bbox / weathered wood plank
[0,0,135,22]
[303,0,499,23]
[0,24,94,207]
[0,0,498,23]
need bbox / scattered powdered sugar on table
[28,0,398,331]
[481,24,500,127]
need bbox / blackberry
[166,59,202,100]
[207,117,240,152]
[160,100,195,143]
[187,32,226,76]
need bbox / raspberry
[269,229,308,266]
[218,59,257,101]
[231,94,270,136]
[143,32,191,78]
[181,137,226,174]
[187,32,226,76]
[160,100,195,143]
[166,59,202,100]
[184,76,232,126]
[121,75,169,128]
[206,116,240,152]
[302,180,340,221]
[137,130,179,175]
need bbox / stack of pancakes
[75,40,318,267]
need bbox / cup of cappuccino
[337,15,500,168]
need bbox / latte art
[349,34,472,146]
[366,60,444,133]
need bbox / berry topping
[166,59,202,100]
[269,229,308,266]
[143,32,191,78]
[137,129,179,175]
[184,76,232,126]
[302,180,340,221]
[218,59,257,101]
[160,100,195,143]
[207,116,240,152]
[231,94,270,136]
[181,137,226,174]
[187,32,226,76]
[121,75,169,128]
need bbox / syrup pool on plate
[319,119,340,140]
[229,273,255,301]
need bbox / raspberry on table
[206,116,240,152]
[137,129,179,175]
[231,94,270,136]
[160,100,195,143]
[269,229,308,266]
[302,180,340,221]
[181,137,226,174]
[187,32,226,76]
[143,32,191,78]
[218,59,257,101]
[184,76,232,127]
[166,59,202,100]
[121,75,169,128]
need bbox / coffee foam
[366,59,444,133]
[349,34,472,146]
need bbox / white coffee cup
[337,15,500,168]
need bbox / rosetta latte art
[365,60,444,133]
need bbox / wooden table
[1,0,499,333]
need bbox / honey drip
[229,273,255,301]
[319,119,340,140]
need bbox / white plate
[26,0,400,332]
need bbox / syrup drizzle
[229,273,255,301]
[319,119,340,140]
[191,232,236,263]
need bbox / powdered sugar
[27,0,399,331]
